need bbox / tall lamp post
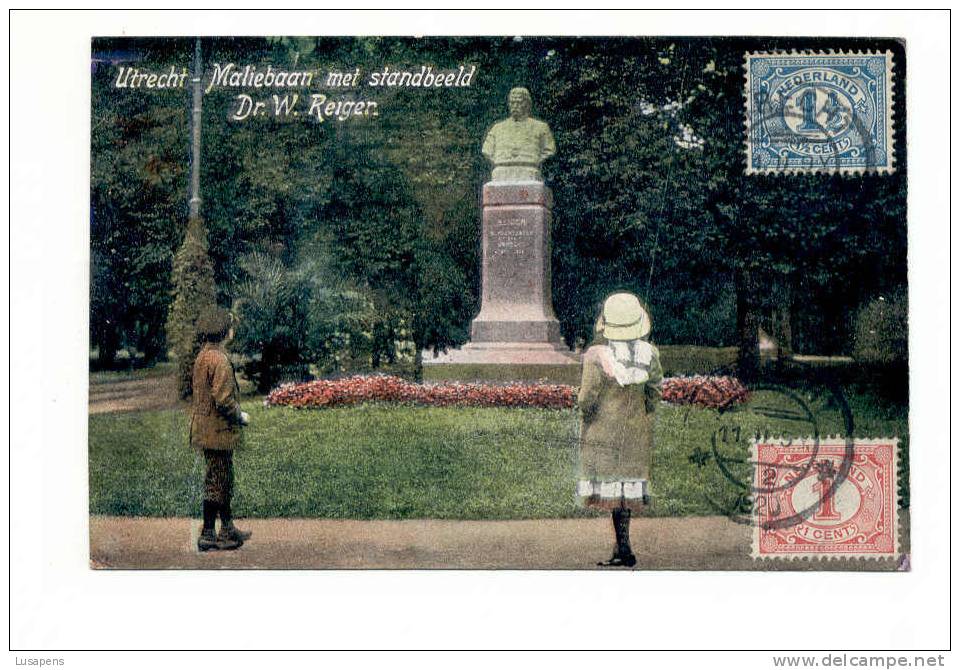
[189,37,202,219]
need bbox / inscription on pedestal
[483,206,547,308]
[492,217,532,258]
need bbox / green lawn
[89,383,908,519]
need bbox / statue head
[482,86,554,181]
[507,87,532,120]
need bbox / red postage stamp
[752,439,899,559]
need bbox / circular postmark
[685,373,855,529]
[754,82,881,171]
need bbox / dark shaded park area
[91,36,907,389]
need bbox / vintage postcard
[88,35,909,571]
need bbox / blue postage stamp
[745,51,895,174]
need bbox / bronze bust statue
[482,87,556,182]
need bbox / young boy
[190,307,251,552]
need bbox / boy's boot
[198,501,222,552]
[219,522,252,543]
[217,501,250,544]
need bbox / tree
[537,39,725,348]
[166,216,217,397]
[681,38,906,371]
[91,39,191,366]
[232,250,379,392]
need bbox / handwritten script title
[114,63,478,123]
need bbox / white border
[7,8,952,658]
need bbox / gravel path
[89,515,906,571]
[89,375,184,414]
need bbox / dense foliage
[165,216,217,397]
[91,36,907,378]
[231,250,378,392]
[91,40,189,366]
[852,288,908,364]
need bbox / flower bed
[265,374,750,410]
[265,375,575,409]
[661,375,750,409]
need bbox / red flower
[661,375,750,409]
[265,374,749,410]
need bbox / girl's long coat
[189,343,244,451]
[577,343,663,507]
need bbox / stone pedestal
[423,181,579,382]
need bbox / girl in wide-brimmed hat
[577,292,663,567]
